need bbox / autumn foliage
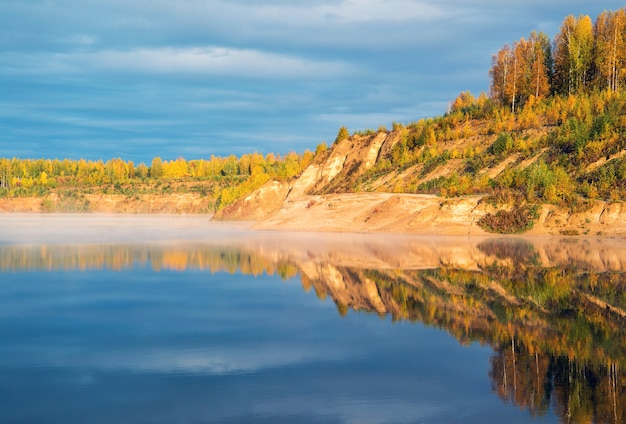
[0,150,316,211]
[490,9,626,110]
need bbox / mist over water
[0,214,244,245]
[1,215,625,423]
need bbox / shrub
[489,132,514,156]
[478,205,540,234]
[464,155,485,176]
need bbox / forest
[1,8,626,219]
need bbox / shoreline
[1,210,626,240]
[1,214,626,273]
[4,190,626,238]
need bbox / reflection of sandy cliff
[293,240,626,424]
[312,262,626,423]
[229,235,626,272]
[4,235,626,273]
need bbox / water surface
[1,215,625,423]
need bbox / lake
[1,215,625,423]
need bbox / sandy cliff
[216,131,626,236]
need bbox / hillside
[216,8,626,235]
[215,89,626,235]
[3,89,626,234]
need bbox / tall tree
[510,39,523,112]
[553,14,595,95]
[594,9,626,92]
[490,34,550,111]
[0,158,12,188]
[537,31,555,92]
[490,44,513,107]
[527,31,551,100]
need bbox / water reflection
[2,235,626,423]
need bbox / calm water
[1,215,625,423]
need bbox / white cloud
[47,344,347,375]
[91,47,351,78]
[3,47,353,79]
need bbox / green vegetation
[346,9,626,231]
[351,87,626,225]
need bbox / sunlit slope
[217,89,626,235]
[219,7,626,234]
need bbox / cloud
[24,343,347,375]
[2,46,353,79]
[2,0,626,162]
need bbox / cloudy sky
[1,1,623,163]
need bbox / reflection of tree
[3,239,626,421]
[490,340,552,418]
[298,244,626,423]
[0,244,297,280]
[491,341,626,424]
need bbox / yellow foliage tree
[594,9,626,92]
[554,14,594,95]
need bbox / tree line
[0,152,314,187]
[490,8,626,112]
[0,148,320,210]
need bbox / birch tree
[594,9,626,92]
[490,44,513,107]
[527,31,551,100]
[554,14,594,95]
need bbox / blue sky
[1,1,623,163]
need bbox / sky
[1,1,624,164]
